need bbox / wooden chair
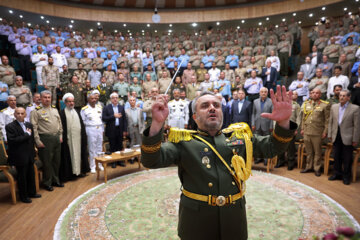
[299,143,327,170]
[295,140,304,169]
[266,156,278,173]
[0,141,17,204]
[324,143,360,183]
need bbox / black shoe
[44,186,54,191]
[275,162,285,168]
[263,159,268,166]
[300,169,313,173]
[287,164,295,171]
[52,183,64,187]
[343,178,350,185]
[328,175,342,181]
[111,163,117,168]
[21,198,32,203]
[315,171,321,177]
[29,194,41,198]
[254,159,263,164]
[118,161,126,167]
[78,173,86,178]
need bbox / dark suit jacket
[6,121,35,166]
[261,67,277,87]
[307,51,323,66]
[102,104,127,138]
[349,76,360,106]
[230,99,252,126]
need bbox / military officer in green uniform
[59,65,72,95]
[300,88,330,176]
[129,77,142,99]
[141,86,297,240]
[97,76,113,106]
[113,73,130,104]
[66,75,86,112]
[30,90,63,191]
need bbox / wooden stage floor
[0,163,359,240]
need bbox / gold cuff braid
[141,141,161,153]
[272,132,293,143]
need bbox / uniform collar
[197,128,222,137]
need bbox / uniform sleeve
[323,103,330,136]
[30,110,42,146]
[253,121,297,159]
[141,127,180,168]
[42,67,46,85]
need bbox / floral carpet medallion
[54,168,360,240]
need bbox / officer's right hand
[38,143,45,148]
[149,94,169,137]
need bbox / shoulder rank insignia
[1,108,7,112]
[81,105,89,110]
[51,105,56,108]
[28,104,33,107]
[168,128,196,143]
[35,106,42,110]
[320,100,329,104]
[222,122,253,139]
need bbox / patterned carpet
[54,168,360,240]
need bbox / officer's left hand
[261,85,292,129]
[321,133,327,139]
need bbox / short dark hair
[334,66,342,71]
[333,84,343,90]
[191,91,216,114]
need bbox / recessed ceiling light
[73,31,75,34]
[97,22,101,26]
[168,33,171,35]
[9,10,13,14]
[237,26,240,29]
[309,13,313,17]
[192,23,197,27]
[114,30,118,33]
[168,29,172,32]
[241,20,245,23]
[127,30,130,32]
[298,21,302,24]
[266,17,269,21]
[293,13,296,16]
[69,25,73,28]
[46,20,50,24]
[195,32,198,36]
[154,30,157,33]
[356,0,359,2]
[275,25,279,28]
[322,7,326,10]
[315,22,319,25]
[169,24,172,27]
[344,7,347,11]
[141,30,144,32]
[90,29,93,32]
[123,24,127,27]
[349,12,352,15]
[51,27,54,30]
[71,20,74,23]
[19,15,23,18]
[147,24,150,27]
[40,16,44,19]
[282,18,286,22]
[0,18,2,21]
[27,23,31,26]
[216,22,220,25]
[258,22,262,26]
[321,17,326,21]
[129,33,132,36]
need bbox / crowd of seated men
[0,10,359,203]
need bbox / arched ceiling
[53,0,281,10]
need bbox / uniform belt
[182,188,242,207]
[86,125,102,128]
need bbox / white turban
[62,93,74,102]
[92,89,100,95]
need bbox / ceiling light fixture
[114,30,118,33]
[169,24,172,27]
[322,7,326,10]
[192,23,197,27]
[90,29,93,32]
[241,20,245,23]
[71,20,74,23]
[315,22,319,25]
[97,22,101,26]
[344,7,347,11]
[147,24,150,27]
[309,13,313,17]
[266,17,269,21]
[282,18,286,22]
[349,12,352,15]
[69,25,73,28]
[123,24,127,27]
[9,10,13,14]
[40,16,44,19]
[293,13,296,16]
[51,27,54,30]
[298,21,302,24]
[27,23,31,26]
[275,25,279,28]
[168,29,172,32]
[19,15,23,18]
[258,22,262,26]
[142,30,144,32]
[154,30,157,33]
[237,26,240,29]
[216,22,220,25]
[46,20,50,24]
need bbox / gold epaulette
[81,105,88,110]
[28,104,32,107]
[35,106,42,110]
[168,128,196,143]
[320,100,329,104]
[1,108,7,112]
[222,122,253,139]
[51,105,56,108]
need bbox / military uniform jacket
[42,65,60,87]
[300,100,330,136]
[73,70,88,85]
[67,57,79,70]
[97,84,112,104]
[66,83,85,107]
[0,64,16,86]
[59,71,72,92]
[141,122,297,240]
[9,86,32,105]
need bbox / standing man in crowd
[289,71,309,106]
[230,89,252,126]
[0,95,16,142]
[31,46,48,86]
[31,90,63,191]
[349,65,360,106]
[167,89,189,129]
[125,96,144,147]
[42,57,60,105]
[6,107,41,203]
[25,93,41,122]
[15,36,32,82]
[10,76,32,108]
[60,93,89,182]
[80,93,104,173]
[252,87,273,165]
[244,70,263,102]
[328,90,360,185]
[0,55,16,88]
[102,93,127,168]
[261,60,277,92]
[300,88,330,177]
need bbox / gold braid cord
[302,101,313,121]
[272,132,293,143]
[168,128,196,143]
[141,141,161,153]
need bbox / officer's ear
[192,113,196,121]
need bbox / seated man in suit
[300,56,316,81]
[261,60,277,93]
[230,89,252,126]
[252,87,273,164]
[328,90,360,185]
[102,92,128,168]
[5,107,41,203]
